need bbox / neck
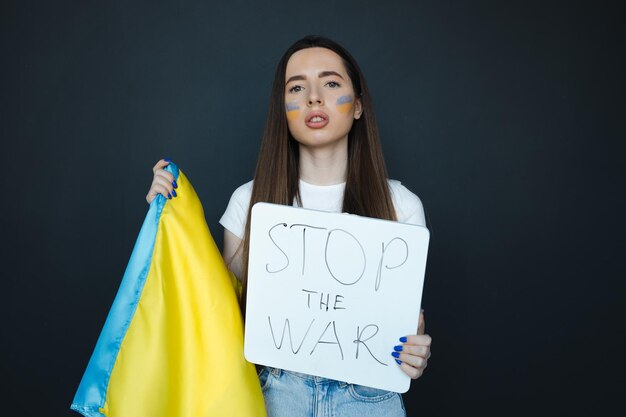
[298,138,348,185]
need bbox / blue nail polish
[164,157,171,162]
[172,189,177,197]
[392,352,400,358]
[399,336,408,343]
[167,193,172,199]
[394,345,403,352]
[172,180,178,189]
[395,359,402,365]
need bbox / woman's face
[284,47,363,150]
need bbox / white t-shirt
[219,179,425,239]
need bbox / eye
[326,81,341,88]
[288,85,304,93]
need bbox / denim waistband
[265,366,349,387]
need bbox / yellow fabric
[230,271,243,299]
[101,170,265,417]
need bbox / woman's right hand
[145,158,178,204]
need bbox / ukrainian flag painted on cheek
[336,95,353,113]
[71,163,266,417]
[285,102,300,121]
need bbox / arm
[394,310,432,380]
[388,182,431,378]
[223,228,244,283]
[223,228,244,298]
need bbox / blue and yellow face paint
[285,102,301,121]
[336,95,354,114]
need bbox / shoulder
[219,180,254,240]
[387,179,426,226]
[229,179,254,205]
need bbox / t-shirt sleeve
[219,181,253,240]
[388,180,426,227]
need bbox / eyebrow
[286,71,345,85]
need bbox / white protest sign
[244,202,429,393]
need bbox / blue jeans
[258,367,406,417]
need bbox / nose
[307,87,324,107]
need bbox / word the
[301,289,346,311]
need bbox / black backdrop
[2,1,624,416]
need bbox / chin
[293,135,348,150]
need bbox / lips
[305,111,329,129]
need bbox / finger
[417,309,425,335]
[146,172,177,204]
[401,334,431,347]
[401,334,432,347]
[147,184,173,203]
[153,176,175,195]
[152,170,175,192]
[398,362,424,380]
[151,184,172,200]
[395,344,430,358]
[152,158,171,174]
[154,168,175,184]
[397,352,428,370]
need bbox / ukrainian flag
[71,163,266,417]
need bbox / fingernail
[399,336,408,343]
[391,352,400,358]
[164,157,171,162]
[395,359,402,365]
[167,193,172,199]
[172,180,178,189]
[172,189,177,197]
[394,345,403,352]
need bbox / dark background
[2,0,624,415]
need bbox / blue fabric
[258,367,406,417]
[71,164,179,416]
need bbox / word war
[267,316,387,366]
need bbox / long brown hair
[239,35,397,313]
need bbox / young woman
[146,35,432,417]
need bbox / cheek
[286,110,301,121]
[285,101,301,121]
[335,95,354,114]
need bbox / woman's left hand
[393,310,431,379]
